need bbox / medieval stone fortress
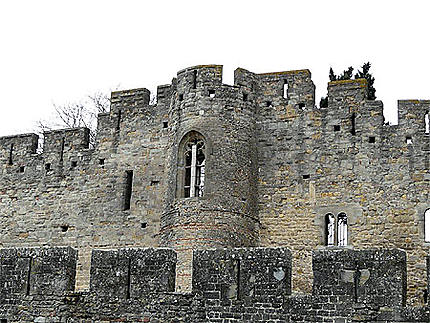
[0,64,429,322]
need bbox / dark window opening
[334,125,341,131]
[60,138,65,162]
[368,136,376,143]
[26,258,32,296]
[116,110,122,131]
[45,163,51,171]
[298,103,305,110]
[141,222,147,229]
[99,158,105,165]
[406,136,413,145]
[266,101,272,107]
[208,90,215,98]
[163,121,168,128]
[192,70,197,89]
[126,258,131,299]
[60,225,69,232]
[302,174,310,179]
[71,161,77,168]
[424,289,428,304]
[179,93,184,101]
[425,113,429,134]
[123,170,133,211]
[150,180,160,186]
[0,319,7,323]
[283,80,289,99]
[18,166,25,173]
[8,144,14,165]
[243,93,248,102]
[351,112,356,135]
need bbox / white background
[1,0,429,136]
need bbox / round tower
[160,65,260,290]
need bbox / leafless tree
[37,91,111,150]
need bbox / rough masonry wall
[254,76,430,304]
[0,64,429,306]
[0,89,170,290]
[1,246,429,322]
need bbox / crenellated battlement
[0,246,428,322]
[0,65,429,316]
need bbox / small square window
[99,158,105,165]
[302,174,310,179]
[334,125,341,131]
[406,136,413,145]
[163,121,168,128]
[243,93,248,102]
[298,103,305,110]
[178,94,184,101]
[18,166,25,173]
[208,90,215,98]
[141,222,147,229]
[368,136,376,143]
[71,161,77,168]
[266,101,272,107]
[45,163,51,171]
[60,225,69,232]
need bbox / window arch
[178,131,206,198]
[337,213,348,246]
[324,212,348,247]
[425,209,430,242]
[325,213,335,246]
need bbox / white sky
[1,0,429,137]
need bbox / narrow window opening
[0,319,7,323]
[8,144,13,165]
[183,135,205,198]
[298,103,305,110]
[266,101,272,107]
[334,125,341,132]
[141,222,147,229]
[368,136,376,143]
[150,180,160,186]
[26,257,32,296]
[99,158,105,166]
[19,166,25,173]
[208,90,215,98]
[179,93,184,101]
[351,112,356,135]
[126,258,131,299]
[163,121,168,128]
[425,209,430,242]
[302,174,310,179]
[337,213,348,246]
[71,161,77,168]
[116,110,122,131]
[425,113,429,134]
[283,80,289,99]
[406,136,413,145]
[236,259,241,301]
[325,213,335,246]
[60,225,69,232]
[59,138,65,162]
[243,93,248,102]
[123,170,133,211]
[424,289,428,304]
[192,70,197,89]
[45,163,51,171]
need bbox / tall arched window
[325,213,335,246]
[425,209,430,242]
[179,132,206,198]
[337,213,348,246]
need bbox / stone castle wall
[0,246,429,322]
[0,65,429,306]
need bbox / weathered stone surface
[0,64,430,321]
